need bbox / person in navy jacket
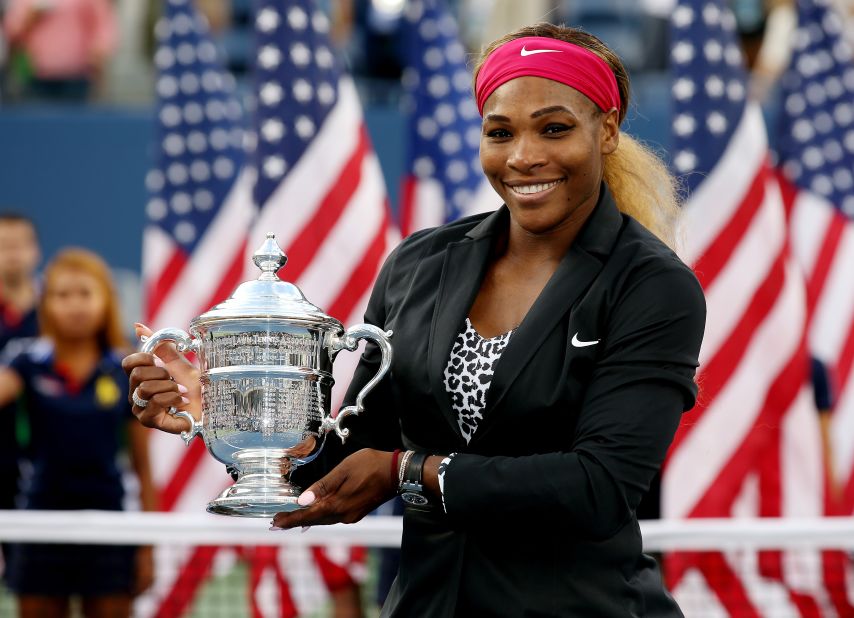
[0,213,41,577]
[125,24,706,617]
[0,248,156,618]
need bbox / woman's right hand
[121,323,202,435]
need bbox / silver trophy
[141,234,392,517]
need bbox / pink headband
[475,36,621,116]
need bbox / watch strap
[399,451,430,507]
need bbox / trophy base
[207,449,306,517]
[206,481,304,517]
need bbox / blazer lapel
[427,210,507,440]
[477,185,624,434]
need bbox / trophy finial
[253,233,287,280]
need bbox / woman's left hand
[271,448,396,529]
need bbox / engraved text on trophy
[206,332,320,368]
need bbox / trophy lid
[193,233,342,328]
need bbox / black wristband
[399,451,429,507]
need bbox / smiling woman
[124,22,706,618]
[479,77,617,240]
[474,24,682,250]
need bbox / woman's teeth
[509,180,562,195]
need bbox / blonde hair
[473,23,681,249]
[39,248,128,351]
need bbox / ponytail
[603,133,681,250]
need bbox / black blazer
[298,184,706,617]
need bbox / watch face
[401,491,428,506]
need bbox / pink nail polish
[181,397,190,405]
[177,384,189,394]
[297,490,316,506]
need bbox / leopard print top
[437,318,514,512]
[443,317,515,443]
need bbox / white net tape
[0,511,404,547]
[0,511,853,550]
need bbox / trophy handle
[140,328,204,446]
[321,324,393,442]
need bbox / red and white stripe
[143,169,256,331]
[662,101,829,614]
[785,179,854,515]
[780,172,854,617]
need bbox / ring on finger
[132,387,149,409]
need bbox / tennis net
[0,512,853,617]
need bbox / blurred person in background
[0,213,39,352]
[747,0,796,101]
[746,0,853,101]
[194,0,229,32]
[325,0,355,48]
[0,248,155,618]
[0,21,7,100]
[835,0,854,39]
[2,0,116,103]
[0,213,40,586]
[478,0,557,51]
[344,0,406,93]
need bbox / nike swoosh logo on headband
[520,45,564,57]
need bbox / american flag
[662,0,828,614]
[398,0,497,236]
[778,0,854,513]
[139,0,392,615]
[777,1,854,613]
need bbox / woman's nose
[506,135,546,173]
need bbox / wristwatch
[399,451,430,507]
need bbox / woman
[125,24,705,617]
[0,248,155,618]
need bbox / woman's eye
[485,128,511,139]
[544,124,571,135]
